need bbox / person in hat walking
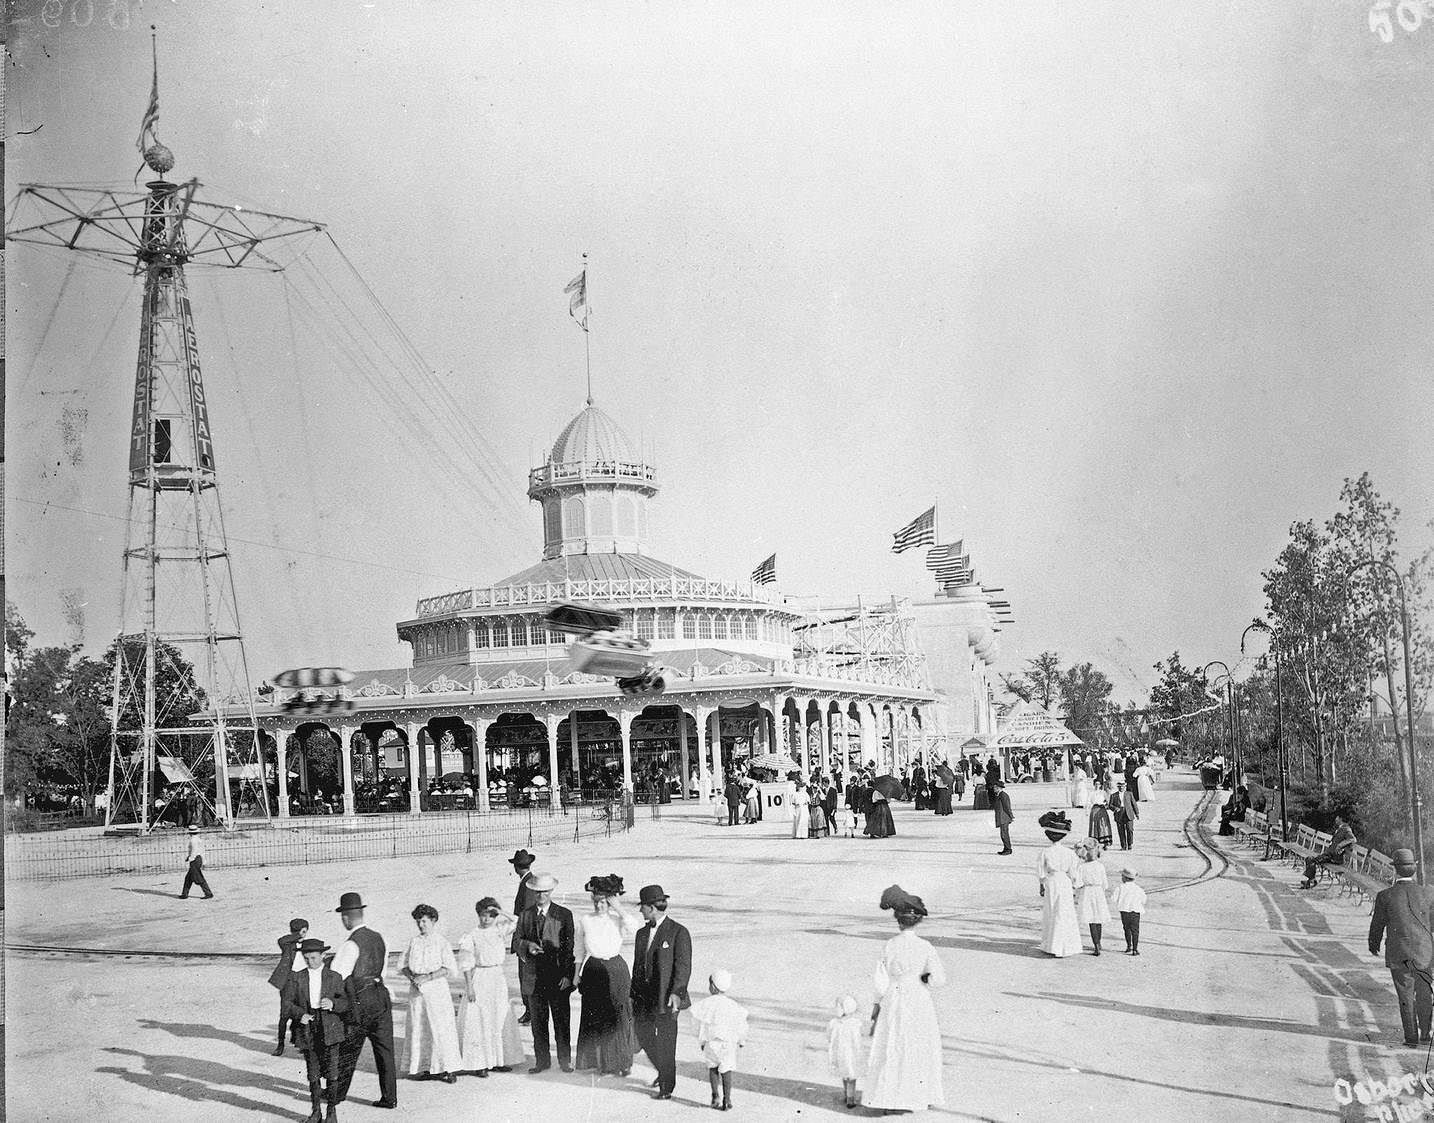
[509,849,540,1025]
[1110,780,1138,850]
[630,884,692,1099]
[514,873,576,1073]
[1112,869,1146,954]
[1036,811,1082,957]
[268,917,309,1056]
[280,937,351,1123]
[690,969,748,1111]
[331,891,399,1109]
[1368,848,1434,1047]
[865,886,946,1111]
[178,825,213,900]
[992,779,1015,856]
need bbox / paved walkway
[5,770,1423,1121]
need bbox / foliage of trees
[1001,650,1120,747]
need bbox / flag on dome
[925,540,963,571]
[565,268,588,332]
[891,506,936,553]
[751,553,777,585]
[136,38,161,156]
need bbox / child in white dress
[833,802,853,838]
[1073,841,1112,956]
[690,969,749,1111]
[827,994,863,1108]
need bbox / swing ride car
[543,602,674,696]
[271,666,356,713]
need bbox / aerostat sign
[178,290,216,473]
[128,290,156,476]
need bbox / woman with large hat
[1035,811,1083,957]
[864,885,946,1111]
[573,873,639,1076]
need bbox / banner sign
[178,289,216,473]
[129,287,157,475]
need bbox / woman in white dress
[865,885,946,1111]
[1073,841,1112,956]
[1068,765,1091,809]
[1134,759,1155,802]
[791,782,811,839]
[456,896,524,1075]
[1035,812,1083,958]
[573,873,638,1076]
[399,903,462,1082]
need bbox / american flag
[136,57,160,156]
[932,554,971,580]
[751,553,777,585]
[564,268,588,332]
[891,506,936,553]
[925,540,964,571]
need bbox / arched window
[491,619,509,647]
[590,492,614,536]
[563,496,586,539]
[616,494,637,537]
[698,612,714,640]
[657,609,675,639]
[743,615,756,640]
[474,621,490,649]
[544,501,562,543]
[636,610,654,640]
[713,614,727,641]
[682,613,697,640]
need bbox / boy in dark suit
[281,937,351,1123]
[631,883,692,1100]
[515,872,575,1072]
[1369,848,1434,1047]
[268,917,308,1055]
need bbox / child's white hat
[837,995,858,1015]
[709,969,733,992]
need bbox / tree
[1058,662,1114,741]
[1002,651,1062,709]
[6,599,33,669]
[1149,651,1216,756]
[6,645,111,808]
[102,636,207,733]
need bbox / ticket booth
[758,781,793,823]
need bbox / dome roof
[550,403,636,466]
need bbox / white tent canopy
[994,702,1084,749]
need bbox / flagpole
[583,252,593,405]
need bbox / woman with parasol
[864,775,899,838]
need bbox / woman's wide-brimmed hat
[585,873,625,896]
[1038,810,1072,839]
[878,884,928,917]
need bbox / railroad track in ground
[1148,788,1230,896]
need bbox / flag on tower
[934,556,972,581]
[137,33,160,156]
[925,540,964,571]
[565,268,589,332]
[891,506,936,553]
[751,553,777,585]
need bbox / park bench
[1338,848,1395,907]
[1231,809,1265,848]
[1278,823,1319,868]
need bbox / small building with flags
[247,398,951,819]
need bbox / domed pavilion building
[255,400,969,818]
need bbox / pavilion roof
[492,552,710,588]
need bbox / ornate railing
[528,460,657,490]
[414,576,784,618]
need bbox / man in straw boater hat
[514,872,576,1073]
[330,891,399,1109]
[631,883,692,1100]
[1368,848,1434,1047]
[508,849,540,1025]
[280,936,350,1123]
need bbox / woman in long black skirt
[573,874,638,1075]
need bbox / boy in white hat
[1112,868,1147,955]
[690,969,749,1110]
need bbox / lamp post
[1203,661,1237,789]
[1345,558,1425,885]
[1243,619,1287,844]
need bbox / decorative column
[817,703,831,776]
[618,710,635,792]
[678,710,690,800]
[859,706,877,769]
[795,697,810,774]
[544,713,563,811]
[569,715,580,790]
[339,724,357,817]
[472,717,493,812]
[405,721,423,813]
[693,706,709,803]
[708,709,722,788]
[274,729,292,819]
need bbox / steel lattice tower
[8,83,323,831]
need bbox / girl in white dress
[791,783,811,839]
[1134,760,1155,802]
[865,886,946,1111]
[1073,841,1112,955]
[827,995,864,1108]
[399,903,462,1081]
[456,896,524,1075]
[1035,812,1083,958]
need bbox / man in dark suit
[515,872,575,1073]
[631,883,692,1100]
[331,891,398,1110]
[281,937,351,1123]
[1369,848,1434,1047]
[992,778,1014,855]
[509,849,540,1024]
[1112,781,1139,850]
[724,774,744,826]
[268,916,308,1056]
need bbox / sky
[7,1,1433,704]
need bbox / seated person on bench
[1302,816,1356,888]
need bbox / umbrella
[748,753,798,773]
[870,775,904,800]
[1154,738,1179,748]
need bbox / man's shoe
[653,1091,674,1100]
[559,1063,574,1073]
[440,1073,457,1084]
[997,849,1013,855]
[272,1043,286,1057]
[370,1101,397,1110]
[491,1066,512,1073]
[529,1065,551,1074]
[651,1077,662,1088]
[324,1104,338,1123]
[517,1013,532,1026]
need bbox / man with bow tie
[631,884,692,1100]
[515,872,576,1073]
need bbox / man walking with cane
[178,825,214,899]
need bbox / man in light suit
[515,872,575,1073]
[281,937,351,1123]
[631,883,692,1100]
[1369,848,1434,1047]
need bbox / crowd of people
[264,848,949,1120]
